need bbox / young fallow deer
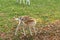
[16,0,30,5]
[14,16,37,36]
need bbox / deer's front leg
[15,20,21,35]
[29,26,32,35]
[15,24,20,35]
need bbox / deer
[14,16,37,36]
[16,0,30,5]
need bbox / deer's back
[24,19,36,26]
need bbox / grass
[0,0,60,37]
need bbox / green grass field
[0,0,60,36]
